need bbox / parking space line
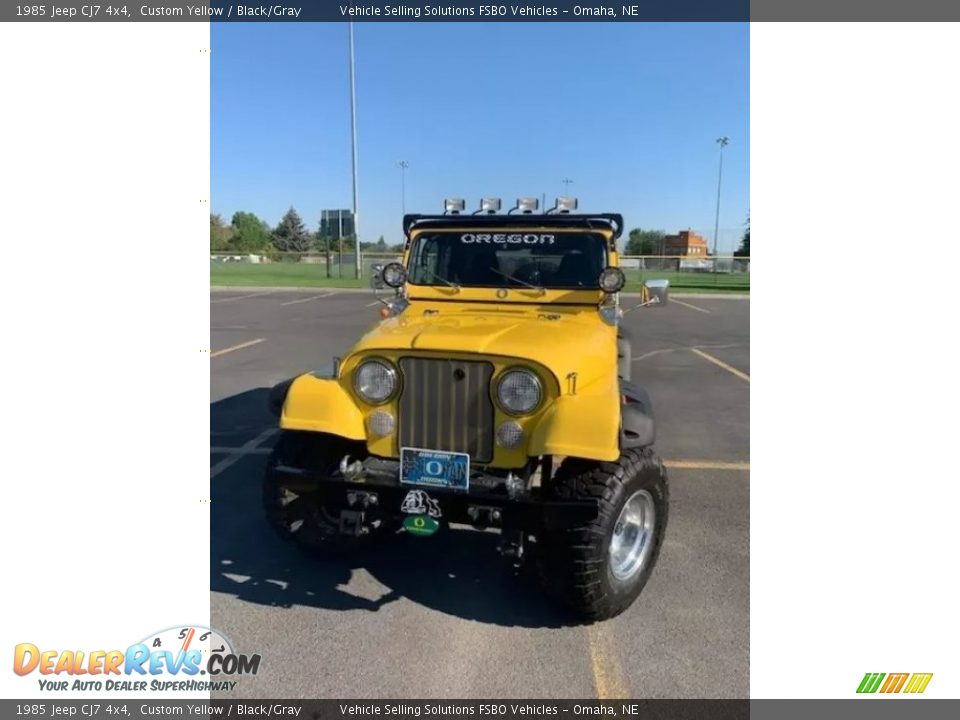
[671,298,710,314]
[587,623,630,699]
[211,291,275,304]
[210,428,278,479]
[280,292,338,306]
[632,342,745,364]
[665,459,749,471]
[211,338,265,358]
[690,347,750,382]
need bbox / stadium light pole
[398,160,409,215]
[348,22,361,279]
[561,177,574,196]
[713,136,729,258]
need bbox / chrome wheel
[608,489,657,581]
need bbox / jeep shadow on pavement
[211,387,580,628]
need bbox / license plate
[400,447,470,491]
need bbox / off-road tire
[263,430,390,557]
[536,447,668,621]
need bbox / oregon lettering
[460,233,555,245]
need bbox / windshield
[407,231,608,289]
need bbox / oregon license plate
[400,447,470,491]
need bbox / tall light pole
[561,177,574,196]
[348,22,361,279]
[713,136,729,258]
[397,160,409,215]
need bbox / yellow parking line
[665,459,750,471]
[671,298,710,314]
[690,347,749,382]
[588,623,630,699]
[211,338,265,358]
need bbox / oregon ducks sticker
[403,515,439,537]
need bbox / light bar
[511,197,539,214]
[478,197,502,214]
[444,198,466,215]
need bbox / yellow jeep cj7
[265,197,670,620]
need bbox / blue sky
[212,22,749,251]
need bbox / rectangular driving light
[478,198,502,214]
[553,196,579,214]
[514,197,539,214]
[444,198,466,215]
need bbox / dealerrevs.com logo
[13,625,260,692]
[857,672,933,694]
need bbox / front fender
[528,393,620,463]
[278,374,366,440]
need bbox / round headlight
[354,359,398,404]
[496,369,542,415]
[598,266,626,293]
[381,262,408,288]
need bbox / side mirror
[643,279,669,306]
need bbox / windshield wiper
[489,267,546,296]
[428,270,460,293]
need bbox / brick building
[664,230,709,256]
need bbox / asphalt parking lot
[210,289,749,699]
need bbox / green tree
[625,228,666,256]
[229,211,272,252]
[210,213,233,251]
[735,215,750,257]
[272,206,311,253]
[361,235,388,252]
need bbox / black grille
[398,358,494,462]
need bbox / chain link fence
[621,255,750,291]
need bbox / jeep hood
[351,301,616,390]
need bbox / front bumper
[273,457,598,532]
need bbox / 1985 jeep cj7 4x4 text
[265,197,670,620]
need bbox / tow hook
[339,455,364,481]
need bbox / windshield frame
[405,229,611,291]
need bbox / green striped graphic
[856,673,886,693]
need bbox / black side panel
[619,379,656,448]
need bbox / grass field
[211,262,750,294]
[211,262,367,288]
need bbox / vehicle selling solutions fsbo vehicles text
[340,5,566,18]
